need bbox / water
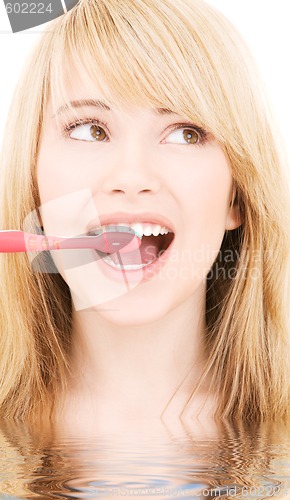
[0,417,290,499]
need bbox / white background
[0,1,289,166]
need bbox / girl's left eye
[164,124,208,146]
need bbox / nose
[101,140,161,199]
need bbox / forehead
[53,98,181,119]
[49,55,206,112]
[46,66,192,126]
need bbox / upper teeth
[91,223,173,237]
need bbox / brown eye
[65,120,109,142]
[183,129,199,144]
[90,125,107,141]
[165,125,204,146]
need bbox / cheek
[173,149,233,270]
[37,142,84,205]
[175,149,232,223]
[196,170,232,221]
[36,141,103,238]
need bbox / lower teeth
[102,255,157,270]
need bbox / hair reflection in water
[0,418,290,499]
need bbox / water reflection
[0,417,290,499]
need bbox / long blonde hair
[1,0,290,421]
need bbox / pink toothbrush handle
[0,230,141,254]
[0,231,29,252]
[0,231,70,252]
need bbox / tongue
[109,235,159,266]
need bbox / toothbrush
[0,229,142,254]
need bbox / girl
[0,0,290,425]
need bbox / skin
[36,74,242,427]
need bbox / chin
[87,295,172,327]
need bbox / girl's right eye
[62,119,109,142]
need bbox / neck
[64,289,211,420]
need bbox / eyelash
[62,117,109,139]
[61,116,209,147]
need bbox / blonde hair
[1,0,290,422]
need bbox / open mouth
[95,230,175,271]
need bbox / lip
[87,212,176,234]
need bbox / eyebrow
[53,99,177,117]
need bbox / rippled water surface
[1,417,290,499]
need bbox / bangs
[47,1,218,134]
[45,0,260,157]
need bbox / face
[36,76,241,325]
